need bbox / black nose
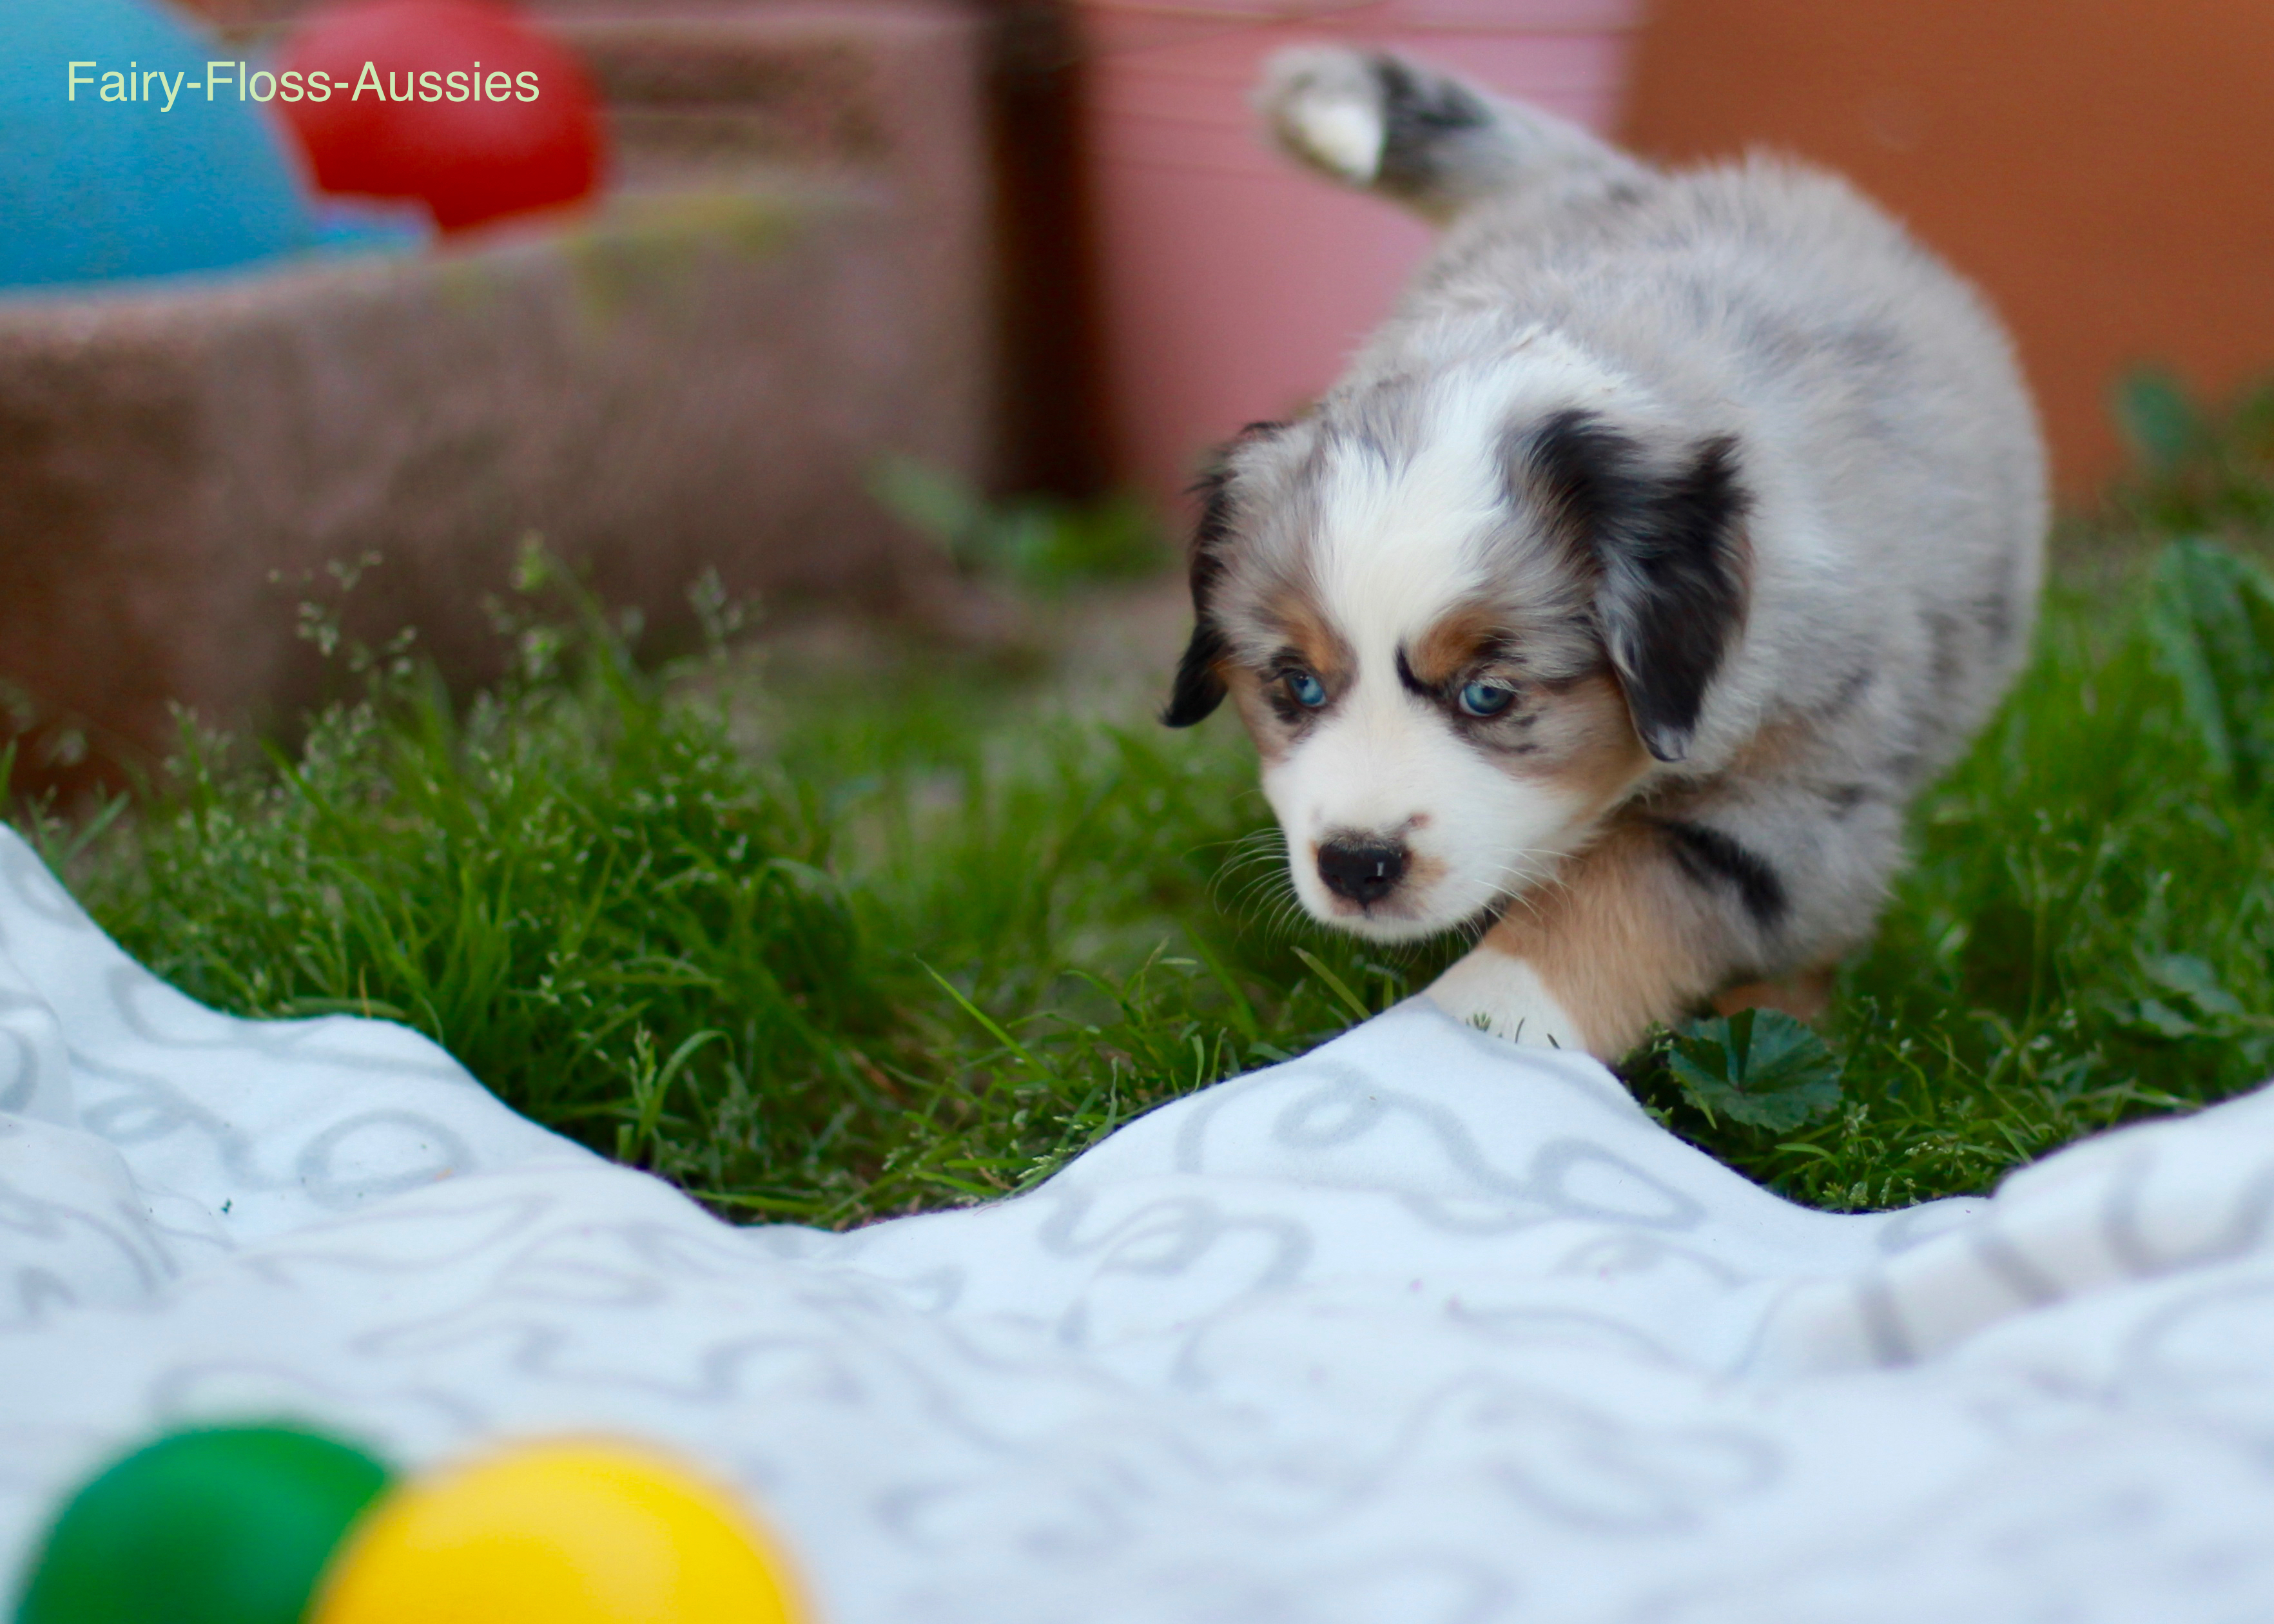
[1317,837,1408,905]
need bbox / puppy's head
[1163,363,1749,941]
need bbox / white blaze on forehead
[1308,376,1513,662]
[1274,378,1515,858]
[1304,345,1634,659]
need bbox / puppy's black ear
[1163,423,1282,728]
[1163,619,1230,727]
[1523,411,1749,762]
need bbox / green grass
[12,396,2274,1224]
[14,559,1417,1224]
[1626,534,2274,1206]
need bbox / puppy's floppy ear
[1521,410,1749,762]
[1163,423,1284,728]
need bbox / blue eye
[1284,670,1328,708]
[1458,680,1515,717]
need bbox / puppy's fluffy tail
[1256,46,1644,224]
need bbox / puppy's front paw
[1425,949,1585,1052]
[1256,46,1387,185]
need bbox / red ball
[277,1,605,233]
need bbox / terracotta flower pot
[1075,0,1639,511]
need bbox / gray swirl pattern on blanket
[4,825,2274,1621]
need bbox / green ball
[14,1426,393,1624]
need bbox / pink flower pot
[1076,0,1640,511]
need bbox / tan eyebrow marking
[1403,599,1513,693]
[1256,581,1355,682]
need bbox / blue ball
[0,0,321,291]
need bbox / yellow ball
[310,1440,811,1624]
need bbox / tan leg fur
[1470,821,1730,1059]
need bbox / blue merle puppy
[1162,48,2046,1059]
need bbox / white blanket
[7,820,2274,1621]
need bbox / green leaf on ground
[1666,1009,1845,1132]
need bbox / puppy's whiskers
[1245,859,1313,943]
[1218,826,1288,878]
[1214,827,1294,918]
